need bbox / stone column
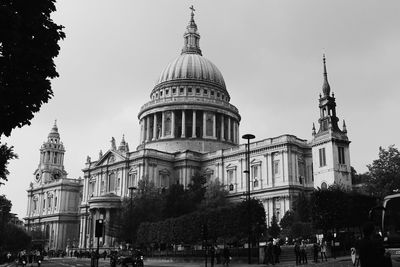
[228,117,231,141]
[139,119,144,143]
[181,110,186,138]
[212,113,216,139]
[171,110,175,138]
[202,111,207,138]
[146,116,151,141]
[153,113,157,140]
[161,112,165,138]
[104,209,110,247]
[220,114,225,141]
[192,110,196,138]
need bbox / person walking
[320,240,327,262]
[222,247,231,267]
[265,238,275,265]
[210,245,216,267]
[313,241,319,263]
[294,240,301,265]
[300,240,308,264]
[273,239,281,264]
[358,222,385,267]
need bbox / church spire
[322,54,331,97]
[181,5,202,55]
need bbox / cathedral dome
[156,53,226,91]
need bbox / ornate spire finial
[322,54,331,97]
[312,123,316,136]
[181,6,202,55]
[343,120,347,133]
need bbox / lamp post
[242,134,255,264]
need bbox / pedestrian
[210,245,216,267]
[320,240,327,261]
[358,222,385,267]
[273,239,281,263]
[313,241,319,263]
[294,240,301,265]
[265,238,275,265]
[216,246,221,264]
[222,246,230,267]
[300,240,308,264]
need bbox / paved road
[1,257,354,267]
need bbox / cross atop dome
[181,5,202,55]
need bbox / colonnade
[139,110,239,144]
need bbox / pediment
[94,150,126,167]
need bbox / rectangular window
[172,88,176,94]
[196,88,200,94]
[43,199,46,209]
[54,197,57,208]
[204,89,208,95]
[165,89,169,95]
[338,147,345,164]
[181,88,185,93]
[319,148,326,167]
[273,160,280,175]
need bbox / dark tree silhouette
[365,145,400,199]
[0,0,65,184]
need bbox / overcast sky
[2,0,400,219]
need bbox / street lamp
[242,134,255,265]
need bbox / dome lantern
[181,6,202,56]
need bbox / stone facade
[24,122,83,251]
[25,10,352,251]
[77,11,352,250]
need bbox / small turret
[118,134,129,152]
[312,123,316,136]
[343,120,347,134]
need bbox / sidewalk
[145,255,351,267]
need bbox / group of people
[264,238,281,265]
[294,239,327,265]
[209,246,231,267]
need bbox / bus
[381,193,400,266]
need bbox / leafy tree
[163,182,191,218]
[310,186,349,232]
[0,195,12,247]
[117,180,164,244]
[0,144,17,185]
[0,0,65,185]
[365,145,400,199]
[199,179,230,210]
[280,210,295,230]
[0,0,65,136]
[186,172,207,209]
[268,215,281,238]
[293,192,311,222]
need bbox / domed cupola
[137,6,241,153]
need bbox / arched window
[321,182,328,190]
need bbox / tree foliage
[0,144,17,185]
[0,0,65,137]
[365,145,400,199]
[199,179,229,210]
[268,215,281,238]
[0,0,65,185]
[136,198,266,246]
[310,186,376,233]
[0,195,30,251]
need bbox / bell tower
[311,55,351,189]
[34,120,68,184]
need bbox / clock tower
[34,120,68,184]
